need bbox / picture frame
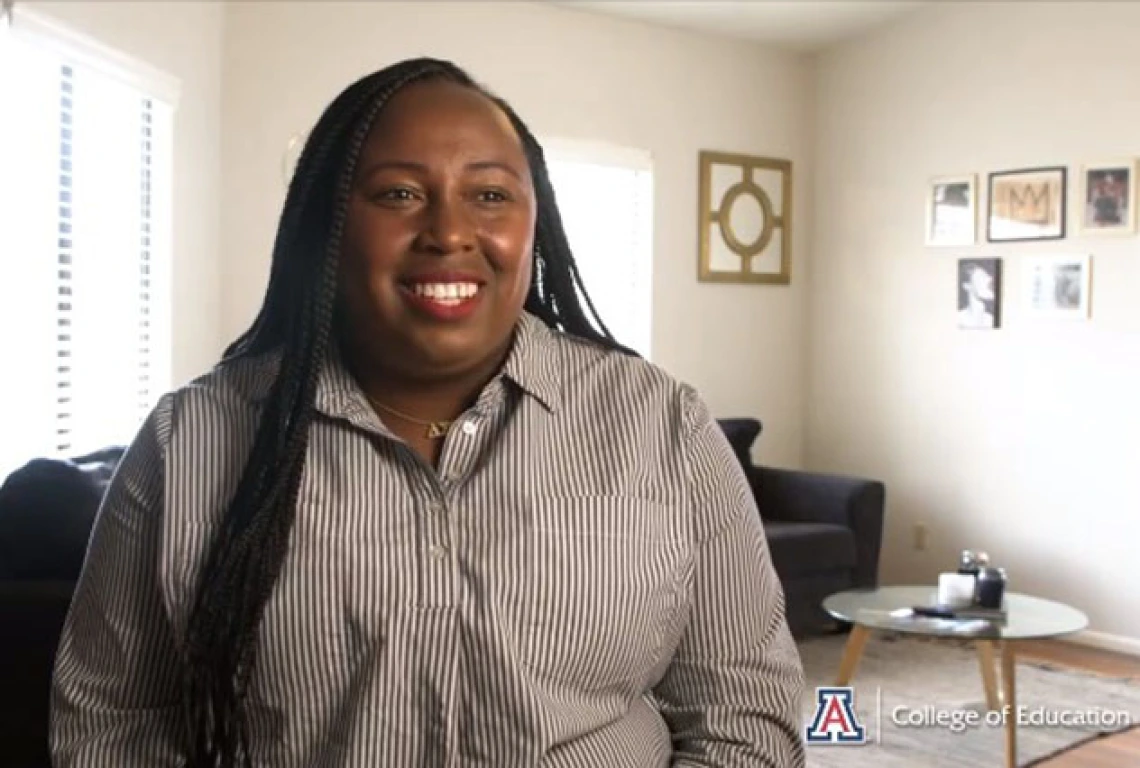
[957,257,1001,330]
[697,150,792,285]
[926,175,977,247]
[1021,253,1092,320]
[1076,160,1137,235]
[987,166,1067,242]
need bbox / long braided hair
[181,58,627,767]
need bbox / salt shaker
[958,550,980,575]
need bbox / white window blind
[544,139,654,358]
[0,9,176,478]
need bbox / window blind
[0,10,175,478]
[544,140,654,358]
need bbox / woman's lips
[399,280,483,321]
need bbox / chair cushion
[0,448,123,580]
[763,521,857,580]
[716,418,762,468]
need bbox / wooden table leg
[835,624,871,686]
[976,640,1001,711]
[1001,641,1017,768]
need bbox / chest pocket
[505,495,690,694]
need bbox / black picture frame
[957,258,1002,330]
[986,166,1067,243]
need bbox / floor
[1017,640,1140,767]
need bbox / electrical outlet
[913,523,928,551]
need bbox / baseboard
[1066,630,1140,657]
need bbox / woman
[50,58,805,767]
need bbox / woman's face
[338,79,537,380]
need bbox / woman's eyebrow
[360,159,524,181]
[465,160,524,181]
[359,160,427,178]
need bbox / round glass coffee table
[823,586,1088,768]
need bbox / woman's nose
[418,196,475,254]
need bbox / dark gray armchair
[0,448,124,767]
[717,419,885,635]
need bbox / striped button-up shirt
[51,311,806,767]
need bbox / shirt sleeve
[50,393,185,766]
[652,386,807,767]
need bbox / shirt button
[461,422,478,436]
[429,545,448,560]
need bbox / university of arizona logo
[805,687,867,745]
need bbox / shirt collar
[496,311,562,413]
[311,310,563,423]
[312,344,376,427]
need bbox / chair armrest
[749,466,885,588]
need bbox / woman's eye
[477,189,510,204]
[374,187,418,203]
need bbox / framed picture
[987,167,1066,242]
[1077,160,1137,235]
[1021,254,1092,320]
[957,258,1001,330]
[926,175,977,246]
[697,150,792,285]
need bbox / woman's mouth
[400,280,484,320]
[408,281,480,306]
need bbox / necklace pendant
[426,421,451,439]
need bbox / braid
[182,59,478,768]
[184,57,631,768]
[491,98,629,350]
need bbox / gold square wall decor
[698,151,792,285]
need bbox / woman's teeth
[410,282,479,305]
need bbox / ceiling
[546,1,926,52]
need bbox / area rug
[797,633,1140,767]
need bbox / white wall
[220,0,815,468]
[24,0,1136,642]
[31,0,224,388]
[813,1,1140,642]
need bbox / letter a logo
[805,687,867,745]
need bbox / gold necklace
[366,396,453,439]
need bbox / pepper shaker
[975,567,1007,609]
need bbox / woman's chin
[393,325,510,380]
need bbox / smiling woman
[338,79,538,436]
[49,57,806,768]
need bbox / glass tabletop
[822,586,1088,640]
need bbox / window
[544,139,654,358]
[0,8,177,477]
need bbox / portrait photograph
[926,174,976,246]
[957,258,1001,330]
[1021,254,1092,320]
[987,166,1067,242]
[1078,161,1136,235]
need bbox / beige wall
[31,1,224,388]
[22,0,1140,644]
[813,1,1140,643]
[220,0,815,468]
